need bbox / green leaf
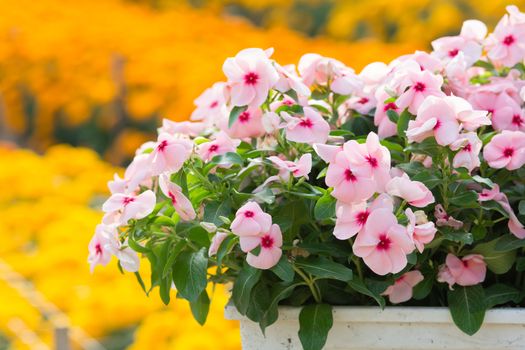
[298,304,333,350]
[228,105,248,128]
[472,175,494,188]
[134,271,148,295]
[232,265,262,315]
[386,109,399,123]
[258,282,300,332]
[172,249,208,302]
[448,285,486,336]
[159,275,172,305]
[519,200,525,216]
[517,257,525,271]
[449,190,479,207]
[162,240,186,278]
[314,193,336,220]
[271,256,295,282]
[412,274,433,300]
[405,138,440,157]
[295,257,353,282]
[411,170,441,190]
[210,152,244,166]
[471,225,487,241]
[441,228,474,245]
[190,290,211,325]
[203,200,232,226]
[297,242,352,258]
[472,239,516,274]
[346,279,385,308]
[494,235,525,252]
[473,60,495,70]
[397,109,412,137]
[484,284,521,309]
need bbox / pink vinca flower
[325,145,376,204]
[226,107,265,139]
[406,96,461,146]
[230,202,272,237]
[198,131,241,162]
[102,190,156,226]
[333,193,393,240]
[274,63,311,97]
[344,132,392,191]
[395,70,444,115]
[269,153,312,180]
[158,119,205,137]
[88,225,113,272]
[208,231,229,256]
[353,208,415,275]
[149,133,193,176]
[450,132,482,173]
[445,96,490,131]
[485,14,525,67]
[490,94,525,132]
[382,270,424,304]
[479,185,525,239]
[159,174,196,221]
[283,107,330,144]
[431,20,486,66]
[191,82,229,123]
[374,90,398,139]
[313,143,342,163]
[223,48,279,107]
[437,254,486,289]
[242,224,283,270]
[108,153,151,194]
[483,130,525,170]
[405,208,437,253]
[386,174,435,208]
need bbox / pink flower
[191,82,229,122]
[382,270,424,304]
[89,225,140,273]
[405,208,437,253]
[268,153,312,180]
[225,107,265,139]
[102,190,156,226]
[395,70,444,115]
[230,202,272,237]
[108,153,151,194]
[243,224,283,270]
[298,53,342,87]
[149,133,193,176]
[313,143,342,163]
[481,186,525,239]
[88,225,113,272]
[158,174,196,221]
[373,90,398,139]
[198,131,241,162]
[330,67,363,95]
[483,130,525,170]
[406,96,460,146]
[274,63,311,97]
[431,20,486,66]
[485,14,525,67]
[343,132,392,191]
[450,132,482,173]
[353,208,415,275]
[333,193,393,240]
[489,94,525,132]
[208,231,229,256]
[158,119,205,137]
[437,254,486,289]
[283,107,330,144]
[478,184,504,202]
[223,48,279,107]
[445,96,490,131]
[325,146,376,204]
[434,204,464,229]
[386,174,435,208]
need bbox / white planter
[225,305,525,350]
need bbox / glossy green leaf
[190,290,211,325]
[295,257,353,282]
[228,105,248,127]
[298,304,333,350]
[448,285,485,336]
[232,265,262,315]
[172,248,208,302]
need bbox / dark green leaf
[232,265,262,315]
[484,284,521,309]
[271,256,295,282]
[473,239,516,274]
[517,257,525,272]
[134,271,148,295]
[258,282,300,332]
[448,285,485,335]
[449,190,479,207]
[386,109,399,123]
[172,249,208,302]
[519,200,525,216]
[210,152,244,166]
[228,105,248,127]
[203,200,232,226]
[314,193,336,220]
[494,235,525,252]
[190,290,210,325]
[297,242,352,258]
[397,109,412,137]
[346,279,385,308]
[298,304,333,350]
[159,275,172,305]
[295,257,353,282]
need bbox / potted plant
[89,5,525,350]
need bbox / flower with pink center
[225,107,265,139]
[222,48,279,107]
[405,208,437,253]
[483,130,525,170]
[382,270,424,304]
[434,204,464,229]
[395,70,444,115]
[406,96,461,146]
[489,95,525,132]
[191,82,229,122]
[230,201,272,237]
[298,53,343,86]
[386,173,435,208]
[478,184,505,202]
[353,208,415,275]
[450,132,482,173]
[339,93,376,117]
[88,225,140,273]
[269,153,312,180]
[437,254,486,289]
[325,146,376,204]
[158,119,205,137]
[88,225,113,272]
[198,131,241,162]
[445,96,490,131]
[282,107,330,144]
[373,90,398,139]
[149,133,193,176]
[344,132,392,191]
[333,193,393,240]
[102,190,156,226]
[330,67,364,95]
[208,231,229,256]
[274,63,311,97]
[241,224,283,270]
[108,153,152,195]
[485,14,525,67]
[158,174,196,221]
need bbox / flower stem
[293,265,322,303]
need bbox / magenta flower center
[366,155,378,168]
[95,243,103,255]
[244,210,255,218]
[448,48,459,57]
[344,169,357,182]
[503,147,514,157]
[376,234,391,251]
[433,119,441,130]
[261,234,274,249]
[122,196,135,206]
[512,114,523,126]
[208,144,219,153]
[282,100,294,106]
[209,101,219,108]
[503,35,515,46]
[244,72,259,85]
[487,109,494,115]
[356,211,369,226]
[168,191,177,205]
[238,111,250,123]
[157,140,168,152]
[299,118,313,128]
[358,97,369,104]
[413,82,426,92]
[383,102,398,111]
[463,143,472,152]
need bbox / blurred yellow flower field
[0,145,240,349]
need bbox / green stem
[293,265,322,303]
[352,255,364,281]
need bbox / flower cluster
[94,6,525,348]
